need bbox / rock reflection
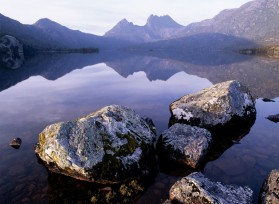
[46,172,153,204]
[206,116,256,162]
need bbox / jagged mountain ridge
[105,0,279,45]
[0,14,130,50]
[104,15,183,42]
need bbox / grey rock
[0,35,24,69]
[168,172,253,204]
[158,124,212,168]
[170,80,256,129]
[260,169,279,204]
[35,105,157,184]
[266,114,279,123]
[9,138,22,149]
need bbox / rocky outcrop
[35,105,157,184]
[266,114,279,123]
[157,124,212,168]
[170,80,256,129]
[0,35,24,69]
[260,169,279,204]
[167,172,253,204]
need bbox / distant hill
[0,14,130,50]
[105,0,279,45]
[104,15,183,43]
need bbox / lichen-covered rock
[260,169,279,204]
[170,80,256,129]
[157,124,212,168]
[35,105,157,184]
[0,35,24,69]
[168,172,253,204]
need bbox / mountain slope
[104,15,183,42]
[176,0,279,44]
[0,14,130,50]
[105,0,279,44]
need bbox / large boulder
[35,105,157,184]
[0,35,24,69]
[260,169,279,204]
[170,80,256,129]
[168,172,253,204]
[157,124,212,168]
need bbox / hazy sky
[0,0,252,35]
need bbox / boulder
[266,114,279,123]
[157,124,212,168]
[168,172,253,204]
[0,35,24,69]
[35,105,157,184]
[170,80,256,129]
[260,169,279,204]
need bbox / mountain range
[105,0,279,45]
[1,0,279,52]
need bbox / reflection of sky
[0,63,211,146]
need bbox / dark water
[1,50,279,203]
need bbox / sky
[0,0,253,36]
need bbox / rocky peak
[145,14,182,28]
[33,18,64,30]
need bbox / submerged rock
[35,105,157,184]
[260,169,279,204]
[170,80,256,129]
[168,172,253,204]
[0,35,24,69]
[262,98,275,103]
[157,124,212,168]
[9,138,22,149]
[266,114,279,123]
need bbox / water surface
[1,51,279,203]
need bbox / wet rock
[0,35,24,69]
[168,172,253,204]
[9,138,22,149]
[266,114,279,123]
[260,169,279,204]
[262,98,275,102]
[35,105,157,184]
[157,124,212,168]
[170,80,256,129]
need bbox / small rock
[170,80,256,129]
[262,98,275,102]
[9,138,22,149]
[168,172,253,204]
[260,169,279,204]
[266,114,279,123]
[157,124,212,168]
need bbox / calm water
[0,51,279,203]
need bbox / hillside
[105,0,279,45]
[0,14,130,50]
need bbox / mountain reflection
[1,50,279,99]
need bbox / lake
[0,50,279,203]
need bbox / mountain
[176,0,279,44]
[104,15,183,42]
[105,0,279,45]
[0,13,130,50]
